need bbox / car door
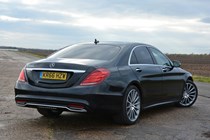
[148,47,184,101]
[129,45,165,107]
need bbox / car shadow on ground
[10,104,202,140]
[16,104,185,131]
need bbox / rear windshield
[48,44,121,60]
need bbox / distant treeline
[0,46,56,57]
[18,48,56,57]
[0,46,18,49]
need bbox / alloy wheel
[179,82,197,106]
[126,89,141,122]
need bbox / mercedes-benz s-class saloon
[15,42,198,125]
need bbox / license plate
[40,72,67,80]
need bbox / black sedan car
[15,41,198,125]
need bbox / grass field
[193,75,210,83]
[168,54,210,77]
[168,54,210,83]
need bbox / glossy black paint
[15,42,193,113]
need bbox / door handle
[162,66,171,72]
[136,68,142,72]
[162,68,167,72]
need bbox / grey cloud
[200,17,210,24]
[1,0,210,54]
[52,0,210,18]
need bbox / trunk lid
[25,58,108,88]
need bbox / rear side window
[130,46,154,64]
[48,44,121,61]
[130,52,138,64]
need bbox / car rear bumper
[15,81,123,113]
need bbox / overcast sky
[0,0,210,54]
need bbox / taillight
[80,68,110,86]
[18,68,26,82]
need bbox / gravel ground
[0,50,210,140]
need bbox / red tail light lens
[16,100,26,104]
[68,103,84,109]
[80,68,110,86]
[18,69,26,82]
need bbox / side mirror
[172,60,181,67]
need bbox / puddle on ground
[202,131,210,138]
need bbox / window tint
[48,44,121,61]
[132,46,154,64]
[149,48,171,66]
[130,52,138,64]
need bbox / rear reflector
[80,68,110,86]
[68,103,84,109]
[18,68,26,82]
[16,100,26,104]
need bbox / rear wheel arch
[113,84,142,124]
[126,81,143,103]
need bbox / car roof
[73,41,149,48]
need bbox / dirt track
[0,50,210,140]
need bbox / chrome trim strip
[23,103,87,113]
[26,68,86,73]
[128,46,139,66]
[143,101,176,109]
[128,45,165,67]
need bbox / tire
[176,80,198,107]
[37,108,63,118]
[113,85,141,125]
